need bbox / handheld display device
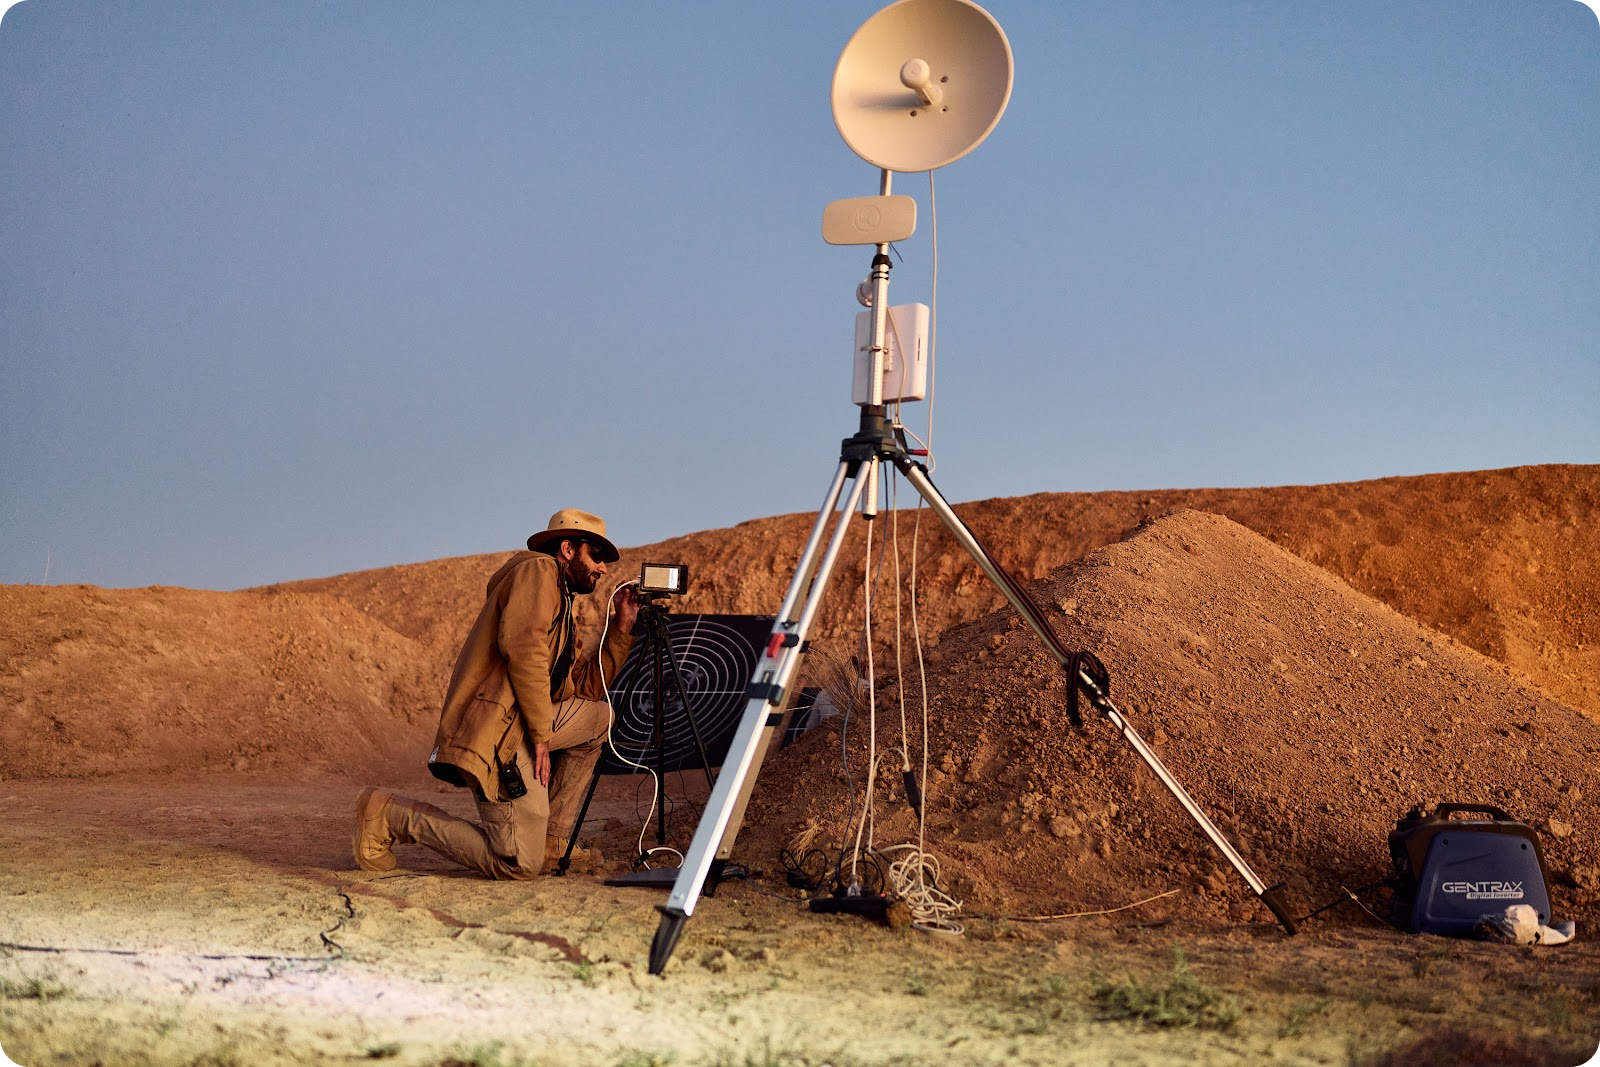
[640,563,689,596]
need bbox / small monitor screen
[640,563,687,594]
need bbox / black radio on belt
[498,755,529,800]
[1388,802,1551,936]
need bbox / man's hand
[613,583,641,635]
[534,741,551,787]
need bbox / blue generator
[1388,803,1551,936]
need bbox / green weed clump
[439,1043,527,1067]
[613,1051,676,1067]
[1279,997,1331,1038]
[0,975,71,1001]
[704,1039,870,1067]
[1089,948,1240,1031]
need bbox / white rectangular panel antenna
[852,303,929,406]
[822,195,918,246]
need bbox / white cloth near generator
[1476,903,1576,946]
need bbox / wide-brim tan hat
[526,508,620,563]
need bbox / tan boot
[352,787,398,872]
[542,834,604,874]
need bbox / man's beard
[565,558,598,594]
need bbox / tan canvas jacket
[427,551,634,801]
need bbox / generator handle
[1430,802,1513,822]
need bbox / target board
[599,614,775,775]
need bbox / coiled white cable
[866,462,963,934]
[879,843,964,934]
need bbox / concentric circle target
[600,615,774,774]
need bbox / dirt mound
[0,584,439,782]
[739,510,1600,929]
[957,464,1600,722]
[4,465,1594,792]
[272,464,1600,722]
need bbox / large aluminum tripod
[648,416,1300,974]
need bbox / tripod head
[635,593,675,629]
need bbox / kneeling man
[353,508,638,878]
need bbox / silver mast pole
[860,168,893,520]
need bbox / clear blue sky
[3,0,1596,591]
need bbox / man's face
[561,540,606,594]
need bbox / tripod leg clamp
[765,631,801,658]
[746,680,785,705]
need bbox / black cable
[0,941,337,964]
[780,847,832,891]
[1295,878,1398,927]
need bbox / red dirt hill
[276,463,1600,721]
[0,585,435,782]
[738,510,1600,929]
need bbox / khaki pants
[388,697,611,880]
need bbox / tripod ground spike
[1260,884,1301,935]
[649,906,687,976]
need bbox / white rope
[859,482,963,935]
[879,843,964,934]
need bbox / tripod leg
[650,460,868,975]
[658,621,718,795]
[897,459,1297,934]
[649,623,669,854]
[554,742,610,877]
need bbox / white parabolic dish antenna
[831,0,1014,173]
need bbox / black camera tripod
[552,594,717,883]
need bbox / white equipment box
[852,303,929,406]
